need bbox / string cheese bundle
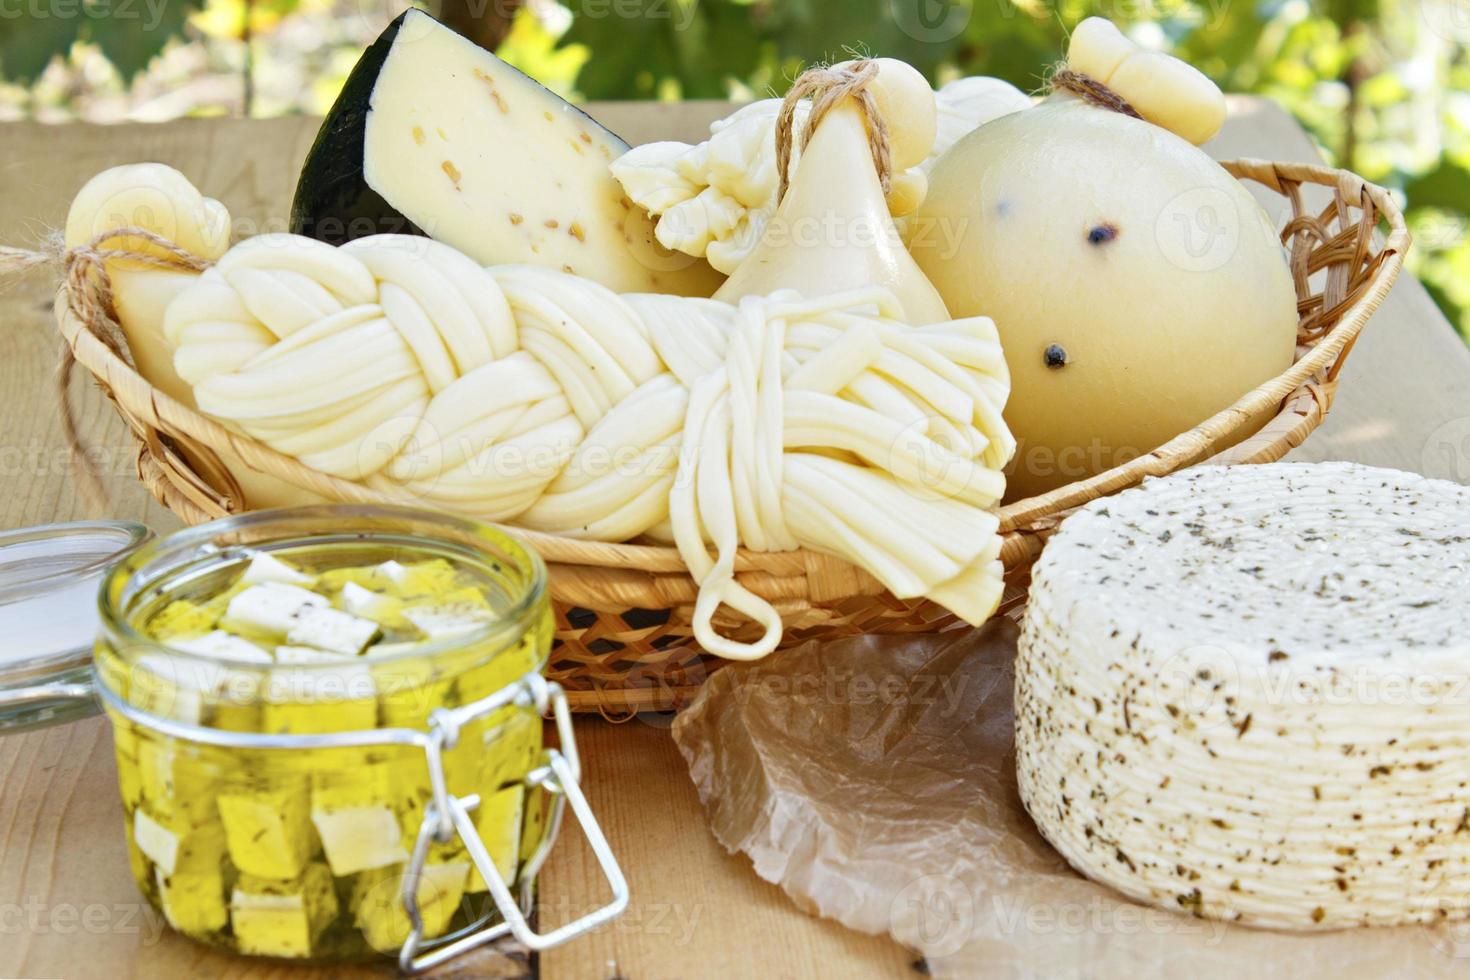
[612,72,1029,275]
[1017,463,1470,929]
[160,232,1015,660]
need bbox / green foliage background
[1,0,1466,343]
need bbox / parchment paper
[670,622,1470,978]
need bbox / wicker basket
[55,158,1407,718]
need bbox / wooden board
[0,98,1465,980]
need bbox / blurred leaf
[0,16,83,84]
[1404,160,1470,213]
[561,0,1072,99]
[90,0,203,79]
[946,5,1066,92]
[496,5,588,97]
[1359,70,1405,107]
[758,0,972,77]
[563,0,770,99]
[0,0,203,83]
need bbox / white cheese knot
[163,233,1015,658]
[612,76,1030,276]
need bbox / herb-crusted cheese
[1016,462,1470,929]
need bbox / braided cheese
[163,233,1014,659]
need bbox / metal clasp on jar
[400,672,628,973]
[94,668,628,974]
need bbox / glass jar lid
[0,520,151,733]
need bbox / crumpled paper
[670,622,1470,978]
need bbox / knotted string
[2,228,211,362]
[1046,66,1143,120]
[774,59,894,204]
[0,228,212,517]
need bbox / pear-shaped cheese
[841,58,937,172]
[911,100,1296,499]
[713,59,949,325]
[65,162,231,264]
[65,169,329,512]
[1066,17,1225,145]
[64,163,231,409]
[613,67,1028,279]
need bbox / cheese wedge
[291,9,721,297]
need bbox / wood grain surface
[0,99,1465,980]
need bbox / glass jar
[90,505,626,971]
[0,520,150,732]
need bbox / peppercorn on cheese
[1016,463,1470,929]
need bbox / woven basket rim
[56,156,1408,580]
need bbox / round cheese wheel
[910,101,1298,499]
[1016,462,1470,929]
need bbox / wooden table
[1,100,1466,980]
